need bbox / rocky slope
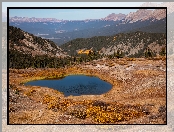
[125,9,166,23]
[9,26,66,57]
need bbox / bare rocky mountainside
[102,9,166,23]
[125,9,166,23]
[9,26,66,57]
[102,13,126,21]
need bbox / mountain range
[9,8,166,23]
[9,9,166,45]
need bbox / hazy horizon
[9,9,141,21]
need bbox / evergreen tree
[159,47,166,56]
[145,48,153,58]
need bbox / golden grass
[117,61,128,65]
[39,93,148,123]
[126,58,136,61]
[24,87,36,96]
[42,94,60,109]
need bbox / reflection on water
[25,75,112,96]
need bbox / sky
[3,2,163,20]
[9,9,140,20]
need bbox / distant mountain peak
[125,9,166,23]
[102,13,126,21]
[152,9,166,20]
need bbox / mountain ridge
[9,9,166,23]
[9,26,66,57]
[102,13,126,21]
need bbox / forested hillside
[9,26,166,69]
[60,31,166,58]
[9,26,68,69]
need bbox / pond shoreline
[24,75,113,96]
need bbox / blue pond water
[25,75,112,96]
